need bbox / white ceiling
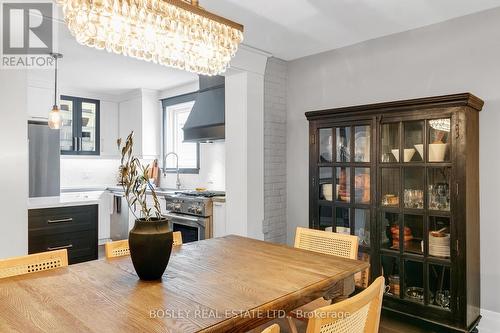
[29,14,198,97]
[42,1,500,95]
[201,0,500,60]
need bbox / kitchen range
[164,190,225,243]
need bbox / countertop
[28,193,101,209]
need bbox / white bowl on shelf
[391,149,400,162]
[404,148,416,162]
[322,184,333,201]
[414,144,424,159]
[429,143,448,162]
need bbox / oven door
[163,212,207,244]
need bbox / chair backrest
[261,324,280,333]
[0,249,68,279]
[294,227,359,260]
[105,232,184,259]
[305,276,385,333]
[105,240,130,258]
[172,231,183,246]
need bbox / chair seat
[288,297,332,322]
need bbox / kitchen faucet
[163,152,181,190]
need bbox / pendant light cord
[54,55,57,107]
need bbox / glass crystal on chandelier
[56,0,244,75]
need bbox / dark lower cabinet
[29,205,98,264]
[306,93,483,333]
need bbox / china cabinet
[306,93,483,332]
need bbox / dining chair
[261,324,280,333]
[287,227,359,333]
[304,276,385,333]
[105,232,184,259]
[0,249,68,279]
[172,231,183,246]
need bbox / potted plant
[117,132,173,280]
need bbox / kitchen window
[60,95,100,155]
[163,98,200,173]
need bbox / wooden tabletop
[0,235,368,333]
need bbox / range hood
[183,75,225,142]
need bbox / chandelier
[56,0,244,75]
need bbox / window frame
[162,92,200,174]
[60,95,100,156]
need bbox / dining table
[0,235,369,333]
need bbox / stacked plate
[429,231,450,258]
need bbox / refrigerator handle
[73,137,77,151]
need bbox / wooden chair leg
[286,316,299,333]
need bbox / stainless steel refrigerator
[28,121,60,197]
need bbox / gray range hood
[183,75,225,142]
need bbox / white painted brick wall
[263,57,287,244]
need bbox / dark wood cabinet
[29,205,98,264]
[306,93,483,332]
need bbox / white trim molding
[478,309,500,333]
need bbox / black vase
[128,218,173,281]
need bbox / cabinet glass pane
[404,260,424,304]
[335,167,350,203]
[403,215,424,255]
[381,212,399,251]
[381,255,400,297]
[355,168,370,204]
[428,168,451,211]
[319,128,333,163]
[60,99,73,151]
[355,252,371,289]
[319,167,332,201]
[381,123,399,163]
[429,264,451,310]
[354,125,370,162]
[319,206,333,230]
[429,216,451,258]
[381,168,400,207]
[355,209,370,248]
[80,102,97,152]
[336,127,351,162]
[335,207,350,234]
[404,167,424,209]
[404,121,424,162]
[428,118,451,162]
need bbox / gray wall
[287,8,500,313]
[263,58,287,243]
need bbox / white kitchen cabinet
[27,85,52,120]
[212,201,226,238]
[118,89,161,159]
[100,101,119,157]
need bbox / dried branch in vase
[117,131,162,221]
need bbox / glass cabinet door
[404,121,424,162]
[61,95,100,155]
[60,99,74,152]
[319,128,333,163]
[381,123,399,163]
[428,118,451,162]
[80,101,98,152]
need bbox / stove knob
[187,207,194,213]
[174,203,181,211]
[166,203,174,210]
[196,207,203,214]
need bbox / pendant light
[48,53,64,129]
